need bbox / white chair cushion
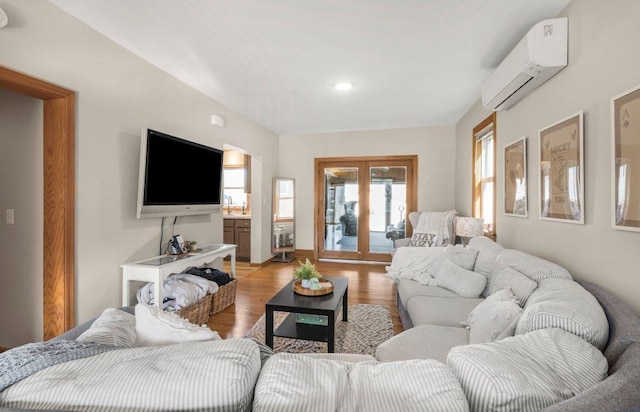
[135,303,221,346]
[447,328,608,412]
[490,266,538,306]
[76,308,136,347]
[467,288,522,344]
[436,260,487,298]
[516,278,609,350]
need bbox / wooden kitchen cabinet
[224,218,251,261]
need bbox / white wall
[455,0,640,314]
[0,90,43,347]
[0,0,279,326]
[280,126,456,250]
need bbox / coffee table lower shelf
[273,313,330,343]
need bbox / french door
[315,156,417,262]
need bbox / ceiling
[47,0,570,136]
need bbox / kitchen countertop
[223,214,251,219]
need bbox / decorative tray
[293,279,334,296]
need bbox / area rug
[245,304,393,356]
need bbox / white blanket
[415,210,457,246]
[385,247,445,285]
[0,339,261,412]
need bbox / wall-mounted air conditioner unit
[481,17,568,111]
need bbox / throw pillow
[253,354,469,412]
[490,266,538,306]
[428,245,479,277]
[407,232,437,247]
[435,259,487,298]
[447,328,608,411]
[76,308,136,347]
[467,288,522,344]
[516,278,609,350]
[135,303,221,346]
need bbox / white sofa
[377,236,640,411]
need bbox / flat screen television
[136,128,223,218]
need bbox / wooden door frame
[314,155,417,261]
[0,66,75,340]
[471,112,497,240]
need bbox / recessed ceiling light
[334,82,353,91]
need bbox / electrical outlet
[6,209,14,225]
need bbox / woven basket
[211,279,237,314]
[176,293,212,325]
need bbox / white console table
[121,244,237,307]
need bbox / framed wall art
[504,137,528,217]
[612,84,640,232]
[538,111,584,224]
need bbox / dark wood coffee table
[265,276,348,353]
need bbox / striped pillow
[448,328,608,412]
[76,308,136,347]
[348,360,469,412]
[490,267,538,306]
[253,354,349,411]
[253,354,470,412]
[516,278,609,350]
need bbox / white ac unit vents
[481,17,568,111]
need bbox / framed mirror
[272,177,295,262]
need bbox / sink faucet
[227,196,232,215]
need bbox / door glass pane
[324,167,358,252]
[369,166,407,253]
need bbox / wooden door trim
[364,157,417,261]
[314,155,417,261]
[471,112,497,239]
[0,66,75,340]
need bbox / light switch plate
[6,209,14,224]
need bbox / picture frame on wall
[538,111,584,224]
[504,137,528,217]
[612,84,640,232]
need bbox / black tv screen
[137,129,223,218]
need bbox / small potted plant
[293,259,323,288]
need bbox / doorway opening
[0,65,75,340]
[314,155,417,262]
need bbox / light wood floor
[212,260,403,339]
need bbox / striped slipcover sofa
[379,236,640,411]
